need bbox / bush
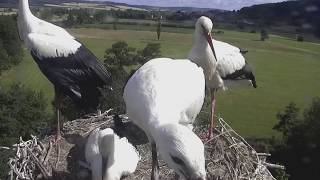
[136,43,161,64]
[0,84,51,179]
[271,97,320,180]
[100,41,161,114]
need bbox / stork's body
[124,58,206,180]
[188,34,257,138]
[85,128,139,180]
[124,16,217,180]
[17,0,111,140]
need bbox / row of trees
[0,15,23,75]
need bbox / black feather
[222,61,257,88]
[31,44,112,111]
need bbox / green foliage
[101,41,136,114]
[104,41,136,68]
[273,103,300,137]
[136,43,161,64]
[0,84,51,145]
[271,97,320,180]
[260,29,269,41]
[0,84,51,179]
[93,11,106,23]
[63,14,76,27]
[100,41,161,114]
[0,15,23,75]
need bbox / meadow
[1,26,319,138]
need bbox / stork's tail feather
[240,49,249,54]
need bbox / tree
[0,15,23,74]
[100,42,162,114]
[64,14,75,27]
[135,43,161,64]
[273,103,300,137]
[271,97,320,180]
[156,17,162,40]
[0,84,51,179]
[260,29,269,41]
[104,41,136,68]
[100,42,137,114]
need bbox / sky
[92,0,287,10]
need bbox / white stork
[85,128,139,180]
[188,17,257,139]
[17,0,111,140]
[124,58,207,180]
[123,16,216,180]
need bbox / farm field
[1,27,319,138]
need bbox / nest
[4,111,284,180]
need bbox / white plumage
[85,128,139,180]
[17,0,111,114]
[124,58,206,180]
[188,16,257,138]
[208,39,257,90]
[213,39,245,79]
[18,0,80,57]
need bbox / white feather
[123,58,206,179]
[124,58,205,132]
[213,39,246,78]
[85,128,139,180]
[18,0,80,58]
[85,128,103,180]
[27,33,81,58]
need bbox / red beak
[204,32,217,61]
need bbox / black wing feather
[31,44,111,110]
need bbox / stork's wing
[36,17,75,39]
[26,33,111,107]
[213,39,246,78]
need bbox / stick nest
[5,111,284,180]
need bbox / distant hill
[0,0,81,6]
[0,0,221,11]
[237,0,320,37]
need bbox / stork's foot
[50,129,63,169]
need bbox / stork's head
[195,16,217,61]
[155,124,206,180]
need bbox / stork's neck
[188,30,216,81]
[19,0,32,17]
[103,135,117,180]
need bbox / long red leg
[54,88,63,169]
[208,89,216,139]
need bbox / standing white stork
[17,0,112,140]
[85,128,139,180]
[123,16,217,180]
[188,17,257,138]
[124,58,207,180]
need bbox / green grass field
[1,27,319,138]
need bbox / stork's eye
[201,25,207,33]
[170,155,185,166]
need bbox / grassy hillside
[1,27,319,138]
